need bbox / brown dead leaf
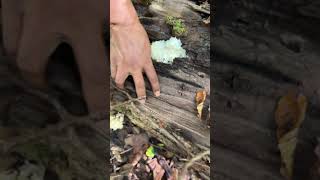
[275,90,307,180]
[275,90,307,139]
[168,168,179,180]
[148,158,165,180]
[195,90,207,119]
[158,156,172,177]
[125,134,149,166]
[125,134,149,154]
[131,151,144,167]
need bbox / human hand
[2,0,108,113]
[110,22,160,102]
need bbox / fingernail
[154,91,160,97]
[139,96,146,104]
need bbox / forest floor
[0,0,211,180]
[110,0,211,179]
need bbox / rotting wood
[213,0,320,179]
[110,0,211,177]
[111,0,210,154]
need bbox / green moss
[165,16,187,37]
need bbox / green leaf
[146,146,156,158]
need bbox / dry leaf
[278,129,298,179]
[275,90,307,180]
[203,17,210,25]
[131,151,144,167]
[275,90,307,139]
[125,134,149,166]
[158,156,172,177]
[111,146,125,163]
[167,160,178,180]
[125,134,149,154]
[168,168,179,180]
[148,158,165,180]
[195,90,207,119]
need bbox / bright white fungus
[151,37,188,64]
[110,113,124,131]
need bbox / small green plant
[165,16,187,37]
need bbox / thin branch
[180,150,210,180]
[186,2,210,14]
[110,147,133,161]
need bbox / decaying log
[0,0,211,178]
[111,0,211,170]
[213,0,320,179]
[148,0,202,20]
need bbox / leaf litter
[110,113,208,180]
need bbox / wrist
[110,0,139,26]
[111,18,142,32]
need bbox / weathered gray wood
[213,145,283,180]
[213,0,320,179]
[111,0,210,164]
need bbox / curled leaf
[195,90,207,119]
[275,90,307,179]
[148,158,165,180]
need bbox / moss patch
[165,16,187,37]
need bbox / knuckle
[150,76,157,83]
[115,79,123,85]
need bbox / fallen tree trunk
[0,0,211,179]
[111,0,211,165]
[213,0,320,179]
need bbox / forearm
[110,0,139,26]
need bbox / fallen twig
[186,2,210,15]
[180,150,210,180]
[110,147,133,161]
